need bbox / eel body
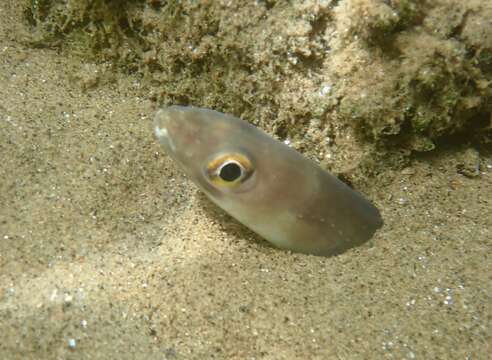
[154,106,382,256]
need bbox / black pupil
[219,162,242,182]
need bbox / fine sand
[1,2,491,359]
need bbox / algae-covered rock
[23,0,492,180]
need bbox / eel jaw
[154,111,176,154]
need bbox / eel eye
[206,153,254,188]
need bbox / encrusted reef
[23,0,492,181]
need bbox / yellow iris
[206,153,254,188]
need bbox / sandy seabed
[1,2,491,360]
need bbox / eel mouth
[154,109,176,154]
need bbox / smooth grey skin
[154,106,383,256]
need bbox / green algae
[21,0,492,182]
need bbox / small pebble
[68,338,76,349]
